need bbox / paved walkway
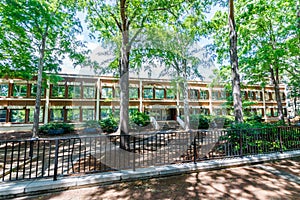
[1,151,300,200]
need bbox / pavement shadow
[17,158,300,200]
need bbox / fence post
[239,130,243,157]
[193,130,197,164]
[53,139,59,181]
[278,127,283,153]
[133,135,136,171]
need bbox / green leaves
[0,0,87,79]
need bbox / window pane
[13,84,27,97]
[115,87,120,98]
[0,110,7,122]
[102,87,113,98]
[68,86,81,98]
[144,88,153,99]
[200,90,208,100]
[212,91,219,100]
[82,109,95,121]
[129,88,138,99]
[190,89,198,100]
[0,84,9,96]
[29,108,43,122]
[31,84,45,97]
[166,89,175,99]
[10,109,25,122]
[50,109,64,121]
[101,108,112,119]
[83,86,95,98]
[155,89,164,99]
[67,109,80,121]
[52,85,65,98]
[220,91,226,100]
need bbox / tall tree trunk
[270,65,284,122]
[183,61,190,130]
[32,35,47,138]
[119,0,130,150]
[229,0,243,123]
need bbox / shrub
[130,111,150,127]
[100,115,118,133]
[39,122,74,135]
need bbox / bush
[100,115,118,133]
[130,111,150,127]
[39,122,74,135]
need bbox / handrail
[176,116,185,129]
[150,117,160,130]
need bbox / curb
[1,150,300,199]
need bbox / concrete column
[176,82,180,117]
[96,78,101,120]
[209,87,213,115]
[139,80,143,112]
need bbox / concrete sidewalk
[1,150,300,199]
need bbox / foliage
[0,0,87,137]
[100,115,119,134]
[190,115,210,129]
[209,0,299,122]
[0,0,86,78]
[130,111,150,127]
[39,123,74,134]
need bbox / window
[67,109,80,121]
[13,84,27,97]
[68,85,81,98]
[114,87,120,98]
[31,84,45,97]
[248,91,256,100]
[190,89,199,100]
[257,92,263,101]
[0,84,9,96]
[101,87,113,98]
[212,91,219,100]
[52,85,65,98]
[143,88,153,99]
[166,89,175,99]
[155,89,164,99]
[129,88,138,99]
[200,90,208,100]
[29,108,43,122]
[101,108,112,119]
[281,93,286,100]
[0,110,7,122]
[50,109,64,121]
[10,109,26,123]
[273,109,278,117]
[83,86,95,98]
[82,109,95,121]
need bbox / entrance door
[168,108,177,120]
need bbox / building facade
[0,74,287,129]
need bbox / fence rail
[0,126,300,182]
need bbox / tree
[0,0,86,137]
[228,0,243,123]
[142,26,213,130]
[210,0,298,123]
[83,0,202,148]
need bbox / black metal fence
[0,126,300,182]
